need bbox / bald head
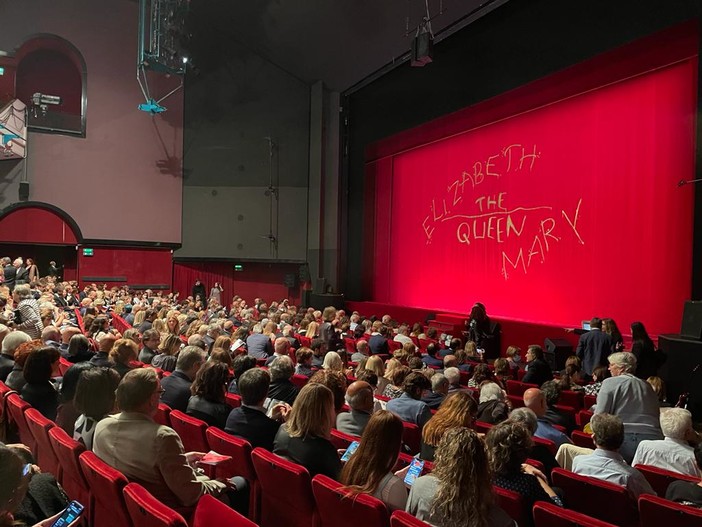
[523,388,546,417]
[345,381,374,412]
[61,326,83,344]
[42,325,61,344]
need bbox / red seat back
[474,420,493,434]
[6,393,34,450]
[168,410,209,452]
[205,427,259,521]
[558,390,584,409]
[584,394,597,408]
[552,468,638,527]
[79,450,130,527]
[123,482,188,527]
[506,380,537,396]
[344,338,356,354]
[634,464,699,497]
[292,374,309,389]
[251,447,316,527]
[330,428,360,450]
[533,500,618,527]
[387,340,401,352]
[401,421,421,454]
[225,393,242,409]
[571,430,594,448]
[48,427,88,505]
[298,336,312,348]
[24,408,59,475]
[638,494,702,527]
[576,410,594,428]
[533,436,557,456]
[391,510,431,527]
[493,486,529,526]
[312,474,389,527]
[507,394,525,408]
[192,494,257,527]
[155,403,172,427]
[58,357,72,376]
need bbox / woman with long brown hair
[339,410,407,511]
[421,391,477,462]
[151,334,181,372]
[406,427,512,527]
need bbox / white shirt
[393,334,414,346]
[632,437,701,478]
[572,448,656,499]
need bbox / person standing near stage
[576,317,612,376]
[192,279,206,306]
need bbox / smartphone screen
[51,500,84,527]
[403,458,425,486]
[340,440,360,462]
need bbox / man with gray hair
[160,346,205,412]
[596,351,662,463]
[12,284,43,338]
[632,408,701,477]
[0,330,31,381]
[247,323,273,360]
[267,355,298,405]
[337,380,374,436]
[443,366,462,392]
[421,373,449,410]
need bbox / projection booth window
[15,36,87,137]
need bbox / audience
[0,331,31,383]
[523,387,572,449]
[65,333,93,363]
[152,334,181,372]
[21,346,60,420]
[386,372,432,427]
[351,339,369,363]
[109,338,140,378]
[308,369,347,413]
[186,361,231,428]
[265,337,290,366]
[267,355,299,405]
[160,346,205,412]
[540,380,576,433]
[383,362,410,399]
[55,362,94,435]
[583,365,610,397]
[421,373,449,410]
[138,329,161,364]
[73,367,120,449]
[420,391,477,462]
[365,355,388,395]
[576,317,611,376]
[507,407,560,483]
[443,366,463,393]
[228,354,257,394]
[467,363,492,388]
[336,380,374,436]
[476,382,510,425]
[421,342,444,368]
[522,345,552,386]
[665,443,702,507]
[246,323,273,359]
[5,339,40,391]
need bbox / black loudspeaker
[411,32,434,67]
[314,277,327,294]
[283,273,297,288]
[18,181,29,201]
[544,338,574,371]
[681,300,702,340]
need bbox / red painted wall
[78,247,172,290]
[0,207,78,245]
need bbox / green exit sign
[82,248,94,256]
[234,264,243,272]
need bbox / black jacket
[273,427,341,479]
[267,380,299,406]
[225,406,281,451]
[522,358,552,387]
[186,396,229,429]
[160,370,193,412]
[368,334,389,355]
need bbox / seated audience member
[309,368,347,413]
[454,348,474,373]
[421,373,449,410]
[294,347,314,377]
[152,334,181,372]
[523,387,572,449]
[595,352,662,463]
[322,351,345,374]
[228,354,257,394]
[558,363,584,392]
[541,380,576,433]
[508,407,560,483]
[442,354,458,371]
[443,366,463,392]
[122,327,142,348]
[368,322,390,356]
[407,427,513,527]
[93,368,231,508]
[247,323,273,360]
[439,337,462,359]
[487,421,564,511]
[522,345,552,387]
[310,338,327,368]
[421,342,444,368]
[21,346,61,420]
[493,358,512,388]
[74,367,120,450]
[468,363,493,388]
[273,383,341,478]
[225,368,290,450]
[188,334,208,352]
[420,391,477,462]
[340,410,408,511]
[56,362,94,435]
[632,407,701,477]
[646,376,671,407]
[0,331,31,382]
[336,380,374,436]
[572,413,656,499]
[138,329,160,365]
[386,372,432,427]
[265,337,290,366]
[665,443,702,507]
[109,338,140,379]
[394,324,414,346]
[583,365,610,398]
[267,355,299,405]
[383,363,411,400]
[186,361,231,428]
[505,345,522,375]
[209,348,233,369]
[476,382,510,425]
[90,334,116,368]
[65,333,93,363]
[351,339,369,364]
[160,346,205,412]
[366,355,388,395]
[6,340,40,391]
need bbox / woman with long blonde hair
[407,427,512,527]
[421,391,477,461]
[365,355,388,395]
[306,321,320,339]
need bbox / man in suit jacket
[336,381,374,436]
[160,347,205,412]
[225,368,289,451]
[246,324,274,360]
[368,322,390,355]
[576,317,612,376]
[387,372,433,428]
[522,345,553,387]
[267,356,299,405]
[93,368,229,508]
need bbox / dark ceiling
[186,0,510,92]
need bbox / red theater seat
[225,393,242,409]
[24,408,59,475]
[576,410,593,428]
[506,380,537,396]
[6,393,33,450]
[571,430,593,448]
[401,421,421,454]
[390,510,431,527]
[584,394,597,408]
[633,464,699,497]
[312,473,390,527]
[558,390,584,409]
[251,447,317,527]
[493,486,529,527]
[533,436,557,456]
[533,500,618,527]
[48,427,88,505]
[474,420,493,434]
[123,482,188,527]
[507,394,525,408]
[330,428,360,450]
[168,410,209,452]
[205,428,259,521]
[638,494,702,527]
[58,357,72,376]
[155,403,172,427]
[551,468,638,527]
[292,374,309,389]
[79,450,130,527]
[192,493,258,527]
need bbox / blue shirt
[421,355,444,368]
[572,448,656,499]
[386,393,432,428]
[535,418,572,448]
